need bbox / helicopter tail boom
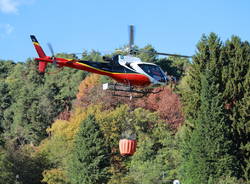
[30,35,48,73]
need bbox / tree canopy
[0,35,249,183]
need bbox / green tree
[137,45,157,63]
[0,60,15,80]
[0,83,12,138]
[68,115,111,184]
[180,33,249,182]
[81,50,103,62]
[0,149,15,184]
[180,70,235,184]
[156,56,190,80]
[0,144,49,184]
[2,56,86,145]
[7,145,49,184]
[222,36,250,181]
[128,123,178,184]
[181,33,223,121]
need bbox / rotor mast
[129,25,134,55]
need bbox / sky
[0,0,250,62]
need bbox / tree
[180,69,235,184]
[222,36,250,181]
[0,149,15,184]
[156,56,190,80]
[68,115,111,184]
[1,57,86,145]
[0,82,12,142]
[135,87,184,129]
[81,50,103,62]
[0,144,50,184]
[180,33,224,121]
[38,105,104,183]
[128,123,178,184]
[0,60,15,80]
[137,45,157,63]
[179,33,249,182]
[42,168,70,184]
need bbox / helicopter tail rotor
[47,43,58,66]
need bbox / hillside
[0,34,249,184]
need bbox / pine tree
[222,37,250,181]
[180,69,235,184]
[0,149,15,184]
[0,82,12,136]
[181,33,224,122]
[179,33,250,182]
[68,115,111,184]
[128,123,178,184]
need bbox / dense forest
[0,33,249,184]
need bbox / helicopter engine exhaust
[102,56,113,62]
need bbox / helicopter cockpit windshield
[138,64,166,83]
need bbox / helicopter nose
[165,76,169,83]
[157,77,168,83]
[158,75,167,83]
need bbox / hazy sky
[0,0,249,62]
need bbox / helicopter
[30,25,191,98]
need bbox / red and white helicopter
[31,26,190,97]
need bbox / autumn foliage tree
[135,87,184,129]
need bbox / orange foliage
[75,76,184,129]
[57,109,71,121]
[75,74,128,109]
[134,87,184,129]
[74,73,184,130]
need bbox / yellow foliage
[42,168,69,184]
[133,107,160,132]
[95,104,130,145]
[35,105,104,183]
[76,74,100,100]
[37,103,162,182]
[38,104,103,167]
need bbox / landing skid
[103,83,162,99]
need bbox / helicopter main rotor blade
[129,25,134,53]
[154,52,192,58]
[135,49,192,58]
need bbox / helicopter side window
[138,64,165,82]
[111,55,119,65]
[125,62,134,70]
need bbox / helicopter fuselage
[35,55,168,87]
[31,35,168,87]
